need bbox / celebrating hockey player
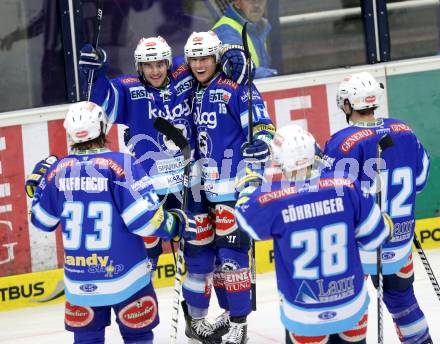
[323,72,432,343]
[180,30,275,344]
[25,101,197,344]
[78,35,254,273]
[235,124,392,344]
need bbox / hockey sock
[182,272,213,310]
[384,287,431,343]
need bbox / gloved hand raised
[79,43,107,76]
[25,155,58,198]
[240,138,270,163]
[235,166,265,194]
[220,45,255,84]
[169,208,197,241]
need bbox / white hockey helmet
[336,72,384,111]
[64,101,108,143]
[271,124,316,172]
[184,31,222,63]
[134,36,172,72]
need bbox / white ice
[1,249,439,344]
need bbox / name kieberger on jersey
[58,177,108,192]
[282,197,345,223]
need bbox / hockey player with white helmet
[180,30,275,344]
[324,72,433,343]
[235,124,392,344]
[78,35,255,275]
[25,101,197,344]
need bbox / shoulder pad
[339,128,375,154]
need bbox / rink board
[1,216,439,312]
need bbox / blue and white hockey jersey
[89,59,196,195]
[30,149,176,307]
[235,172,389,335]
[192,73,275,202]
[323,118,430,274]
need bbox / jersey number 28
[291,223,347,279]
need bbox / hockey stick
[413,233,440,301]
[242,21,257,311]
[154,117,191,344]
[86,0,103,101]
[375,133,393,344]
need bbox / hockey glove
[383,212,395,242]
[169,208,197,241]
[220,45,255,84]
[235,166,265,194]
[240,138,270,163]
[79,43,107,76]
[25,155,58,198]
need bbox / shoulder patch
[217,77,238,90]
[390,123,412,133]
[93,157,125,177]
[339,129,375,153]
[47,159,76,182]
[318,178,354,189]
[121,77,140,85]
[172,63,189,79]
[257,186,297,205]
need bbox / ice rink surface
[1,249,439,344]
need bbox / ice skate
[223,318,248,344]
[212,310,230,337]
[181,301,222,344]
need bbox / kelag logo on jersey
[194,110,217,129]
[209,89,231,103]
[174,76,194,96]
[148,98,191,121]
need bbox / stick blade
[154,117,188,151]
[378,133,394,151]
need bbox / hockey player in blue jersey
[180,31,275,344]
[323,72,432,344]
[78,35,255,273]
[25,101,197,344]
[235,124,392,344]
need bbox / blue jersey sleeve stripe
[355,204,381,239]
[121,198,151,226]
[239,110,249,129]
[101,89,111,119]
[235,210,262,240]
[132,222,157,237]
[32,203,59,228]
[359,224,388,251]
[108,82,120,123]
[416,152,429,186]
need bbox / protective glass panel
[0,0,67,112]
[277,0,367,75]
[387,1,440,60]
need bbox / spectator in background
[212,0,277,79]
